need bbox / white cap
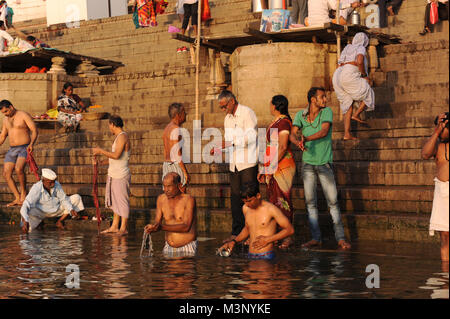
[41,168,57,180]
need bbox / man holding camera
[422,112,449,263]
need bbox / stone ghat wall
[0,0,448,242]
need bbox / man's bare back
[163,122,181,162]
[159,192,197,248]
[436,142,449,182]
[2,110,34,146]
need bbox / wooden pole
[336,0,341,60]
[195,0,202,121]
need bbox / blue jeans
[302,162,346,243]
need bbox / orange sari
[263,116,296,221]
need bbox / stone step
[0,183,434,214]
[0,157,436,187]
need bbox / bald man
[144,172,197,257]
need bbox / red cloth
[92,160,102,233]
[201,0,211,21]
[430,2,439,24]
[26,150,40,181]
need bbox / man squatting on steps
[422,112,449,263]
[93,115,131,236]
[162,103,190,193]
[144,172,198,258]
[20,168,84,233]
[0,99,38,207]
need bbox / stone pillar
[230,43,328,123]
[47,57,67,75]
[206,50,227,100]
[75,59,100,77]
[368,39,379,76]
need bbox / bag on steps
[430,2,439,25]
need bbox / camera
[434,112,449,127]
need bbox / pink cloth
[105,175,131,219]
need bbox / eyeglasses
[219,100,231,110]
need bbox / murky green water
[0,225,447,299]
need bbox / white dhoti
[430,178,449,236]
[332,64,375,115]
[26,194,85,232]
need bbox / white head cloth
[42,168,57,180]
[338,32,369,73]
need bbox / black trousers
[378,0,403,28]
[229,165,258,236]
[424,2,449,30]
[182,2,198,30]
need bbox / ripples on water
[0,225,447,299]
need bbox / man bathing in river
[20,168,84,233]
[0,100,38,207]
[218,182,294,260]
[422,112,449,263]
[144,172,197,258]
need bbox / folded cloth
[430,177,449,236]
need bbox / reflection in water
[419,262,449,299]
[0,226,448,299]
[99,235,134,298]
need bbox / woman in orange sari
[258,95,296,249]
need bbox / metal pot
[350,10,361,25]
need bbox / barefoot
[6,199,21,207]
[343,135,358,141]
[101,227,119,234]
[222,235,236,244]
[56,220,65,230]
[20,194,26,204]
[387,6,395,16]
[301,239,322,249]
[351,116,368,125]
[116,230,128,236]
[337,240,351,250]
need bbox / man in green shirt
[290,87,351,250]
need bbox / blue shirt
[20,181,73,222]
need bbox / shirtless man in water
[218,182,294,260]
[144,172,197,257]
[422,112,449,263]
[0,100,38,207]
[162,103,190,193]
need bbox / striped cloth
[163,240,198,258]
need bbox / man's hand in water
[144,223,160,234]
[22,221,29,234]
[219,240,236,253]
[252,236,271,250]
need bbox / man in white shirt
[20,168,84,233]
[212,90,259,243]
[0,20,13,56]
[305,0,361,26]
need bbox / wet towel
[163,240,198,258]
[430,177,449,236]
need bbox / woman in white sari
[332,32,375,140]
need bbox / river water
[0,225,447,299]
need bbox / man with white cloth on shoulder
[332,32,375,140]
[305,0,361,26]
[20,168,84,233]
